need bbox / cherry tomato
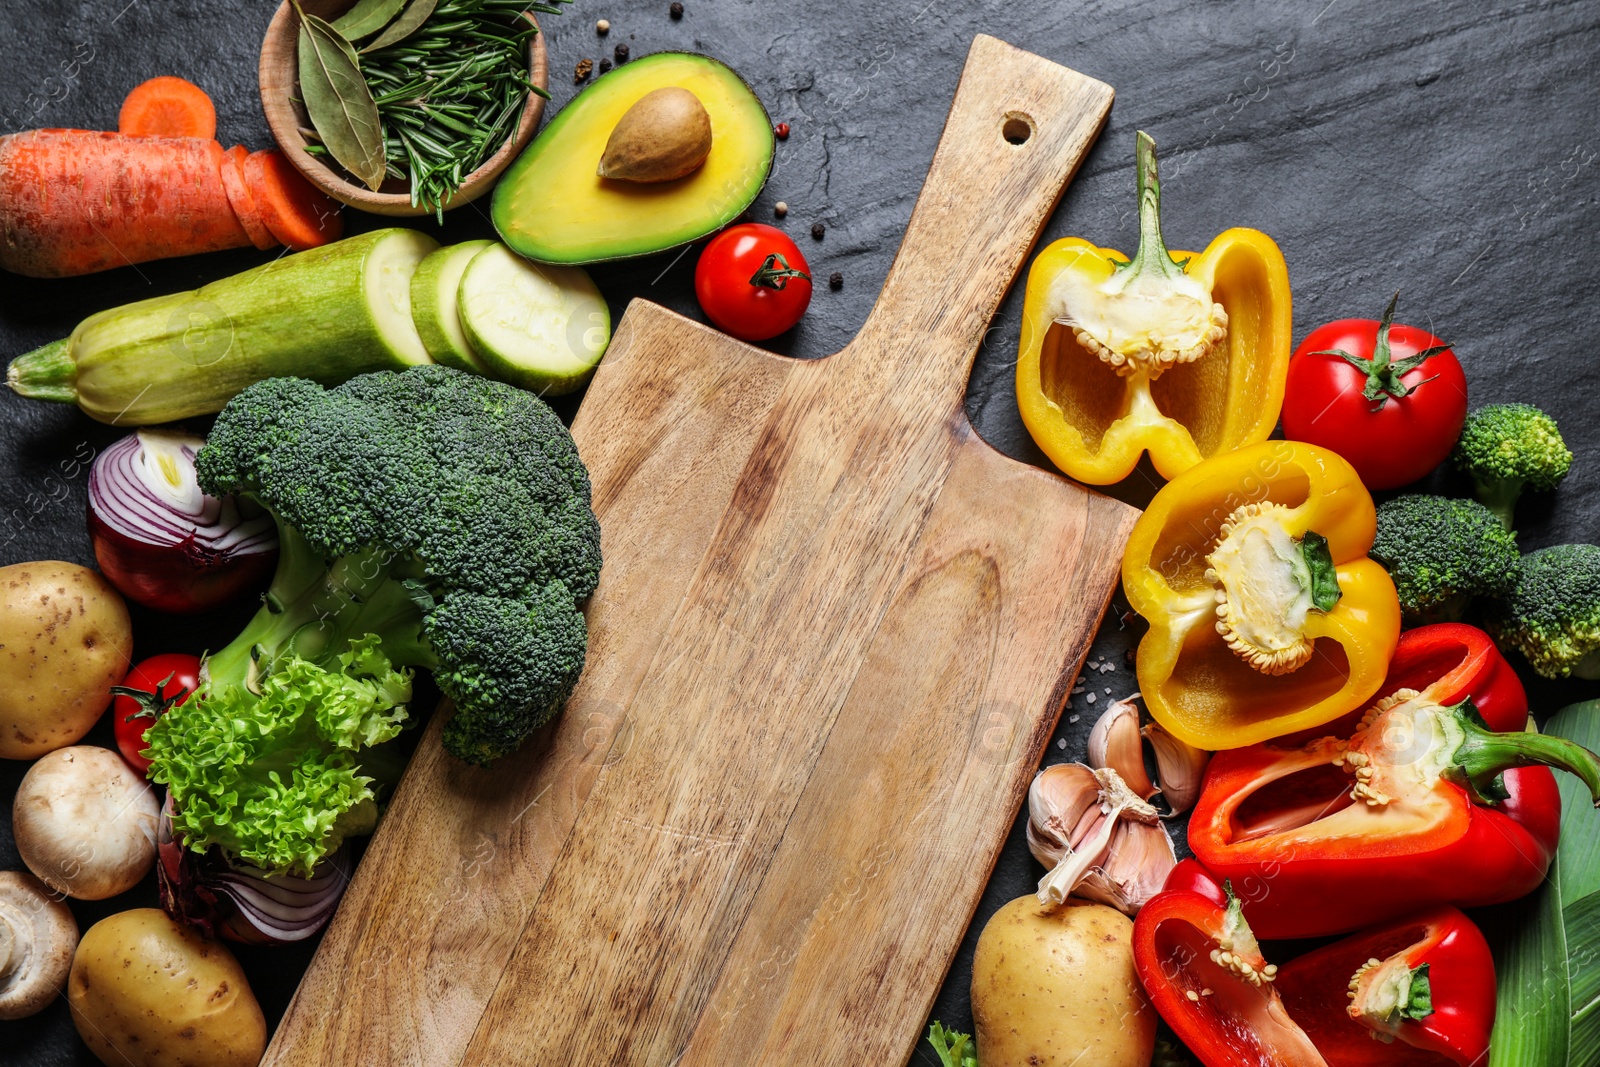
[1282,293,1467,490]
[109,653,201,775]
[694,223,813,342]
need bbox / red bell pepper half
[1133,869,1329,1067]
[1189,624,1600,938]
[1275,906,1495,1067]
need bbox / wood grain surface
[263,34,1132,1066]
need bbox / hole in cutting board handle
[1002,112,1034,145]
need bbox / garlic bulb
[1026,763,1176,915]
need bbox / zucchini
[7,228,439,425]
[458,244,610,396]
[410,240,494,373]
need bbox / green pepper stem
[7,338,76,403]
[1123,131,1186,281]
[1451,704,1600,807]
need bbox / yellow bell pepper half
[1016,133,1291,484]
[1123,440,1401,750]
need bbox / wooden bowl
[259,1,548,216]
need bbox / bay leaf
[362,0,440,53]
[332,0,408,41]
[294,1,387,191]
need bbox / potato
[68,909,267,1067]
[972,896,1155,1067]
[0,561,133,759]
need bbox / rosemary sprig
[306,0,565,219]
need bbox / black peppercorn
[614,44,630,63]
[670,2,684,17]
[828,272,843,291]
[811,222,826,240]
[599,58,613,73]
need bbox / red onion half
[88,429,277,613]
[157,796,348,945]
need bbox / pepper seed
[574,58,594,82]
[774,202,788,217]
[828,271,843,290]
[811,222,825,240]
[614,44,630,63]
[596,18,610,33]
[670,2,684,17]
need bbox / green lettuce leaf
[926,1022,978,1067]
[146,635,412,877]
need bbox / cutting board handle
[843,35,1113,398]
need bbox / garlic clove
[1143,721,1211,816]
[1075,819,1178,915]
[1037,802,1118,907]
[1087,694,1158,799]
[1026,763,1102,868]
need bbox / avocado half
[492,53,775,265]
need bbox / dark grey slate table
[2,1,1597,1063]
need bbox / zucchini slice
[459,244,610,396]
[410,240,495,373]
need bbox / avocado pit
[598,86,713,183]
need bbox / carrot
[220,145,277,251]
[0,130,252,278]
[119,77,217,139]
[243,149,342,251]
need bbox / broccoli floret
[1451,403,1573,530]
[1489,544,1600,680]
[194,365,601,764]
[1370,494,1519,623]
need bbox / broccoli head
[1489,543,1600,680]
[1452,403,1573,530]
[145,366,601,872]
[197,365,601,762]
[1370,494,1519,623]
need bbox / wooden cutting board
[263,35,1130,1067]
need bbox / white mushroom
[0,870,78,1019]
[13,746,158,900]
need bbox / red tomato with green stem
[694,223,813,342]
[1282,293,1467,490]
[109,653,201,775]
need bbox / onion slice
[88,429,277,613]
